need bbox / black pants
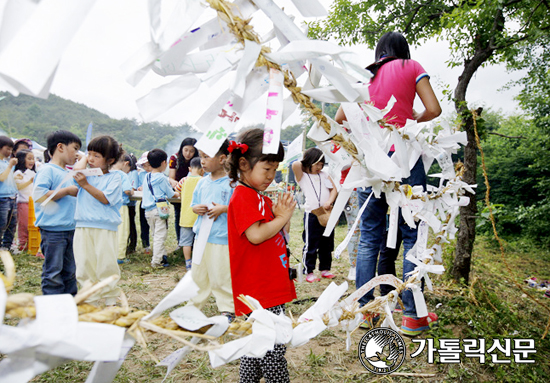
[173,202,181,243]
[302,213,334,274]
[240,305,289,383]
[127,205,137,253]
[139,202,150,248]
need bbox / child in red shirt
[227,128,296,383]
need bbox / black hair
[189,157,202,169]
[175,137,198,171]
[13,139,31,154]
[87,135,123,167]
[15,149,35,173]
[217,139,230,156]
[367,32,411,78]
[43,149,51,163]
[301,147,325,173]
[227,128,284,185]
[128,153,137,172]
[147,148,168,169]
[0,136,14,150]
[46,130,82,156]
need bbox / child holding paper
[0,136,18,251]
[112,153,134,263]
[292,148,338,283]
[136,152,151,254]
[14,149,36,252]
[178,157,203,270]
[73,135,124,305]
[33,130,81,295]
[188,140,234,319]
[141,149,180,268]
[227,128,296,382]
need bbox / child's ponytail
[226,128,285,185]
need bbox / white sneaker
[347,267,356,281]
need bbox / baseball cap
[137,151,149,167]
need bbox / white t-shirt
[297,170,333,213]
[15,169,35,203]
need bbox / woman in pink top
[335,32,441,336]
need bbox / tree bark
[451,47,493,284]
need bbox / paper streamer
[333,190,373,258]
[263,68,284,154]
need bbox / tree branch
[488,132,527,139]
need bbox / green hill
[0,92,199,156]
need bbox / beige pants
[74,227,121,302]
[117,205,129,259]
[145,208,168,265]
[189,243,234,313]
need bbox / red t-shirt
[228,185,296,316]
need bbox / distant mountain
[0,92,198,157]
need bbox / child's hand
[173,191,180,199]
[14,173,23,181]
[193,204,208,215]
[207,202,226,220]
[74,172,89,187]
[273,192,296,222]
[323,202,333,211]
[8,158,17,167]
[137,186,143,191]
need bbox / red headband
[227,140,248,154]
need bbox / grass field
[2,207,550,382]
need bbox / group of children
[0,128,319,382]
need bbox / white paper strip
[289,0,327,17]
[0,0,97,96]
[136,73,201,121]
[263,68,284,154]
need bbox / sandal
[306,273,320,283]
[321,270,335,279]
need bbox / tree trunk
[451,47,493,284]
[452,109,478,284]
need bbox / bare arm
[168,168,177,181]
[413,77,442,122]
[244,193,296,245]
[74,173,109,204]
[73,155,88,170]
[323,176,338,210]
[0,158,17,182]
[35,186,78,203]
[291,160,304,182]
[16,177,34,190]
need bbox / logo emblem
[358,328,406,374]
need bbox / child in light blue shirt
[0,136,17,250]
[33,130,81,295]
[142,149,179,267]
[72,135,124,305]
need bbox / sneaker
[401,312,439,337]
[151,262,164,268]
[347,267,356,281]
[221,311,235,323]
[306,273,320,283]
[320,270,335,279]
[144,247,151,254]
[117,258,128,264]
[185,259,192,270]
[360,313,380,329]
[161,255,170,267]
